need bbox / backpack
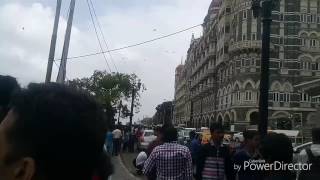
[298,148,320,180]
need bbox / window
[302,39,307,46]
[251,58,256,66]
[252,33,256,40]
[301,14,307,22]
[301,93,310,102]
[226,7,231,13]
[237,91,241,101]
[273,92,279,102]
[241,59,245,67]
[310,39,317,47]
[245,91,252,101]
[243,10,247,19]
[311,14,316,23]
[280,93,290,102]
[242,34,247,41]
[302,61,311,70]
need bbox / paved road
[109,156,138,180]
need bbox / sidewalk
[120,152,147,180]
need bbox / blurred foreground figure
[260,133,295,180]
[298,128,320,180]
[0,75,20,122]
[0,83,112,180]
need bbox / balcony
[301,46,320,53]
[229,40,275,53]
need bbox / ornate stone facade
[173,0,320,136]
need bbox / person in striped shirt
[196,122,235,180]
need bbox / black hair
[6,83,111,180]
[243,130,259,140]
[312,127,320,143]
[260,133,293,164]
[0,75,19,121]
[210,122,224,133]
[163,126,178,142]
[189,130,196,139]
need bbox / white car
[138,130,157,150]
[233,132,244,142]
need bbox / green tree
[68,70,145,127]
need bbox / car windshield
[144,132,153,136]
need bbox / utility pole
[252,0,273,138]
[117,100,122,125]
[57,0,76,83]
[45,0,61,83]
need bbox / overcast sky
[0,0,212,123]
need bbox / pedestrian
[195,122,234,180]
[0,75,20,122]
[146,126,164,156]
[298,127,320,180]
[233,130,261,180]
[132,151,148,175]
[106,129,113,155]
[260,133,295,180]
[143,126,193,180]
[112,127,122,156]
[187,130,201,164]
[0,83,113,180]
[122,129,130,152]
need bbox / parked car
[233,132,244,142]
[292,142,312,163]
[138,130,157,150]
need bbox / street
[110,156,139,180]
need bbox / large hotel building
[173,0,320,137]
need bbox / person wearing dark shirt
[233,130,261,180]
[196,122,234,180]
[260,133,295,180]
[188,130,201,164]
[146,126,164,156]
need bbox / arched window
[271,82,281,102]
[244,82,254,101]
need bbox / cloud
[0,0,211,122]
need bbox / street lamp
[252,0,273,138]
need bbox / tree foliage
[68,70,146,126]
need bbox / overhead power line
[86,0,112,73]
[54,23,202,61]
[89,0,119,72]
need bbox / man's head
[0,83,107,180]
[0,76,19,122]
[312,127,320,144]
[163,126,178,143]
[210,122,224,144]
[260,133,293,164]
[243,130,260,150]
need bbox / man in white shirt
[298,127,320,179]
[112,128,122,156]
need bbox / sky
[0,0,212,123]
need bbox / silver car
[138,130,157,150]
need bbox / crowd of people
[1,74,320,180]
